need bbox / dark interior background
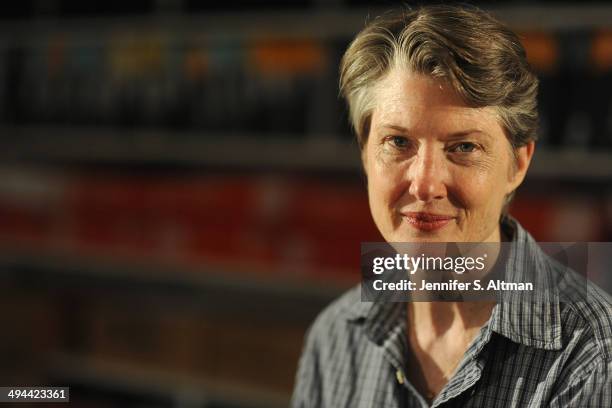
[0,1,610,407]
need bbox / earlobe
[518,141,535,174]
[509,142,535,192]
[361,147,369,177]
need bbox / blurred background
[0,0,611,407]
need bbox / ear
[507,141,535,193]
[361,147,368,177]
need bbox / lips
[402,212,455,232]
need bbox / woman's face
[363,69,533,243]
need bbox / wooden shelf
[0,125,360,173]
[1,4,612,46]
[0,244,351,324]
[47,352,290,408]
[1,126,611,180]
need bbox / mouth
[401,212,455,232]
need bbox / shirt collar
[490,216,563,350]
[345,216,563,351]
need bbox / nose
[407,144,447,202]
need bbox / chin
[389,229,455,243]
[386,220,460,242]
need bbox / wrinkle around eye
[381,135,415,152]
[391,136,410,149]
[447,141,488,154]
[449,142,478,153]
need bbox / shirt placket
[431,315,495,407]
[378,316,430,408]
[430,357,484,407]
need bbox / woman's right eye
[387,136,410,150]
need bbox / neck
[407,225,501,339]
[407,301,495,338]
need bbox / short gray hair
[339,4,539,152]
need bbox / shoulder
[301,284,370,358]
[551,285,612,406]
[562,281,612,362]
[526,235,612,366]
[542,246,612,363]
[292,286,370,406]
[306,284,364,340]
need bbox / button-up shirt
[291,218,612,407]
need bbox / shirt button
[396,370,405,385]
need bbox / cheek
[452,163,508,213]
[366,162,408,238]
[367,159,408,209]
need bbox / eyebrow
[378,124,410,133]
[446,129,491,140]
[377,124,491,140]
[445,129,491,140]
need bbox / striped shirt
[291,218,612,407]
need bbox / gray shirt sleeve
[548,359,612,408]
[291,324,322,408]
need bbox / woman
[291,5,612,407]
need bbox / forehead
[371,69,500,134]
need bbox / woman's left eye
[451,142,478,153]
[390,136,409,149]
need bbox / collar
[345,216,563,351]
[490,216,563,350]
